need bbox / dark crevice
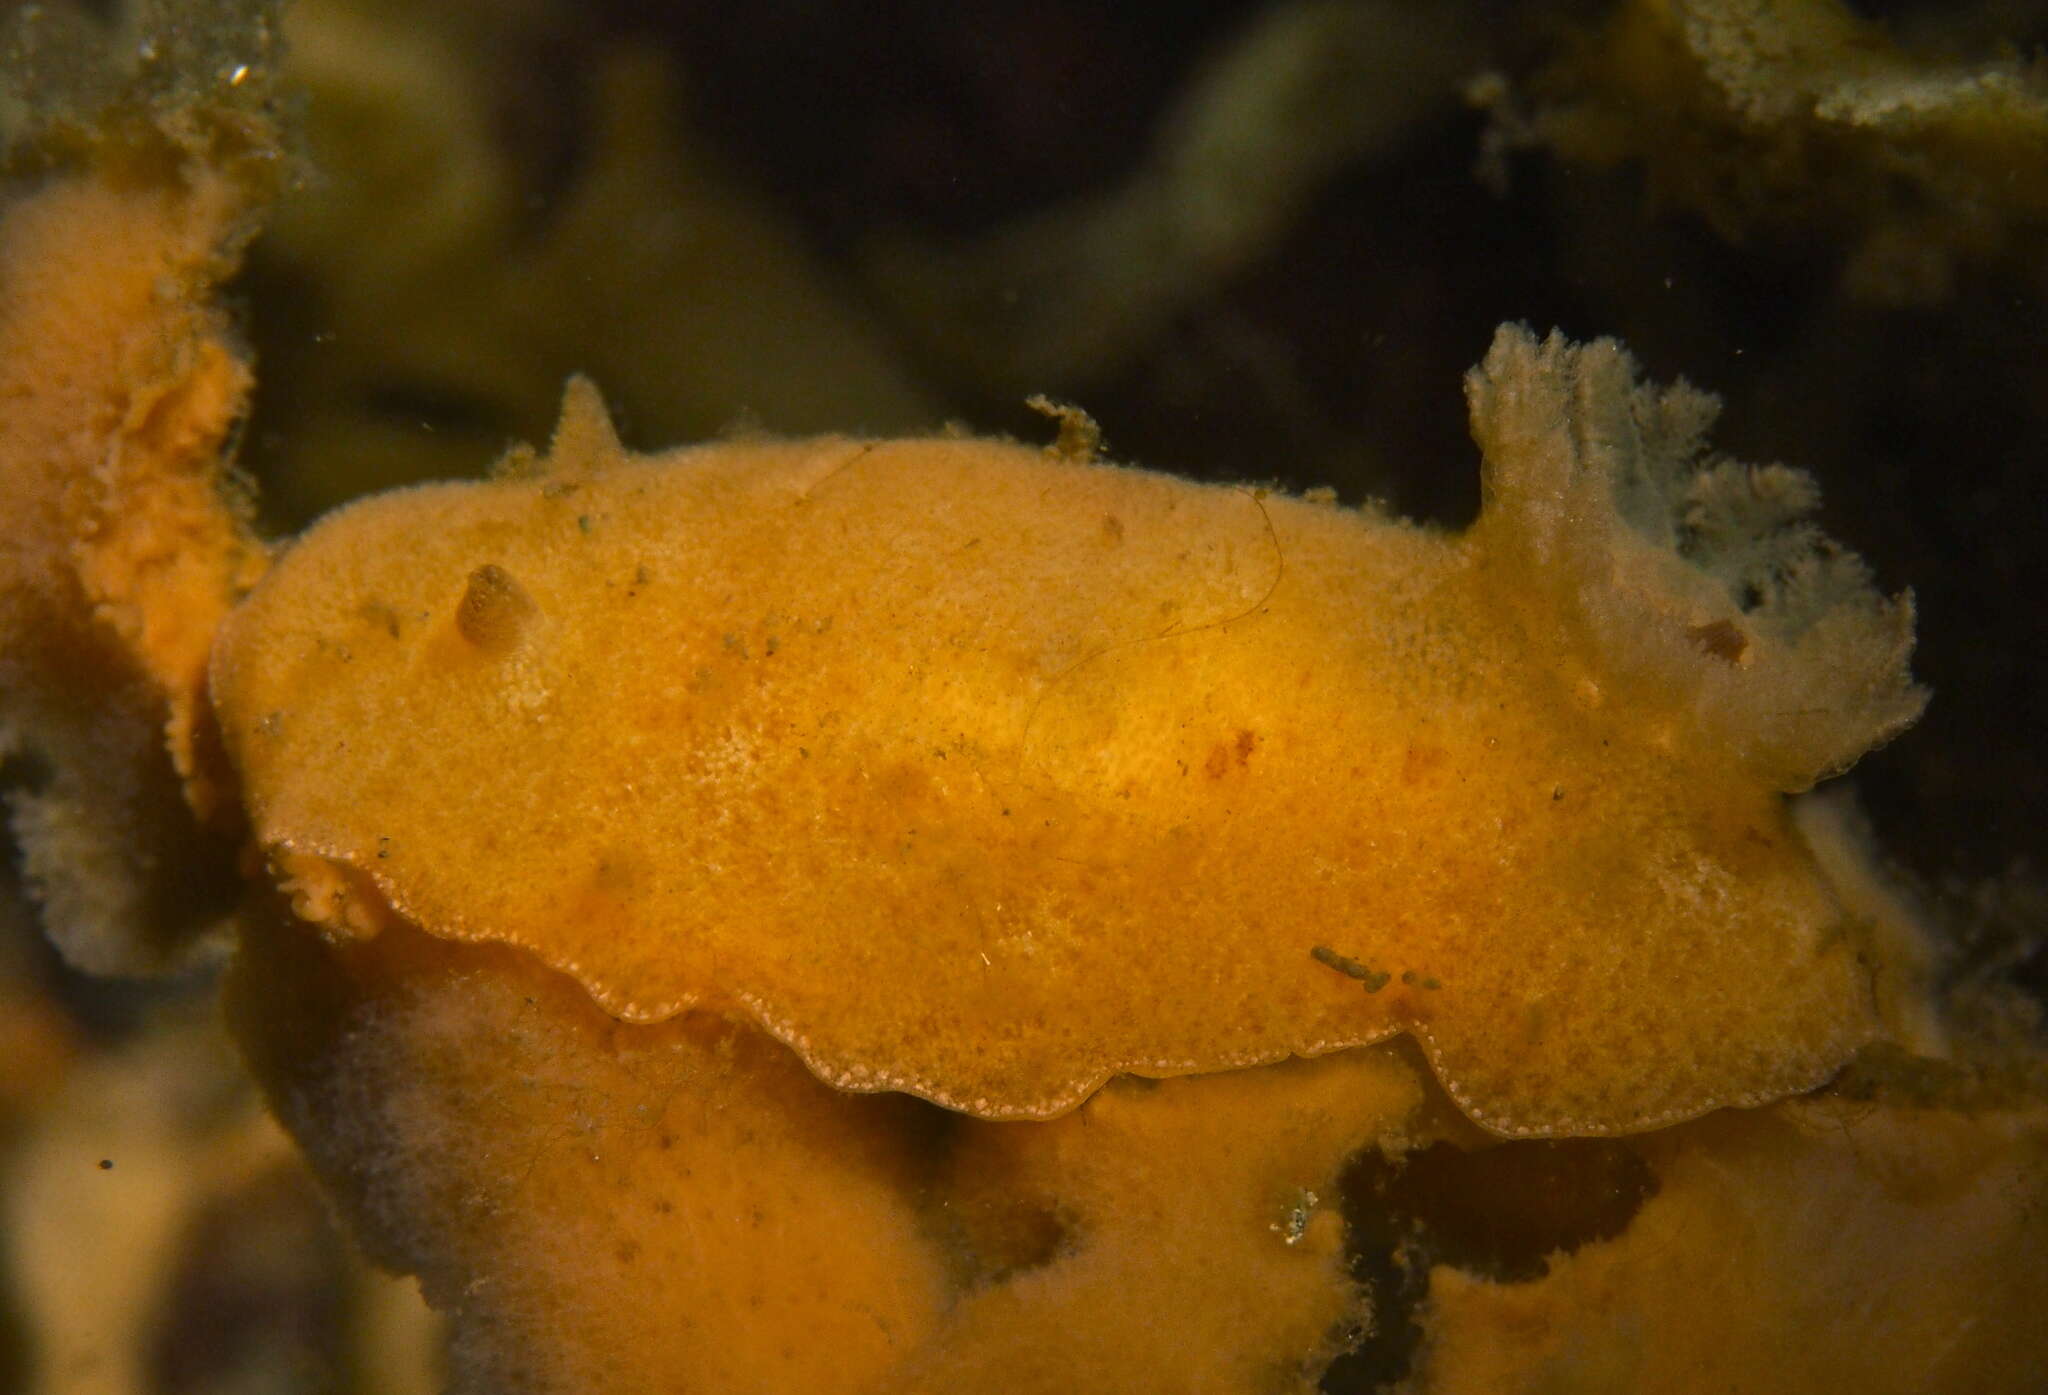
[948,1194,1074,1288]
[1320,1136,1658,1393]
[0,748,54,799]
[1318,1202,1428,1394]
[0,1248,25,1395]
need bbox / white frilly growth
[1465,324,1926,792]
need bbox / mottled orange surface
[0,154,266,971]
[889,1044,1431,1394]
[231,907,1452,1395]
[233,913,950,1394]
[1418,1096,2048,1392]
[214,343,1914,1138]
[233,901,2048,1395]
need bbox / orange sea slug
[210,332,1926,1141]
[203,352,2039,1393]
[5,91,2044,1395]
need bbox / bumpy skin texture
[214,338,1914,1138]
